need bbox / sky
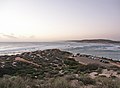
[0,0,120,42]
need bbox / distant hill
[68,39,120,44]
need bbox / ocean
[0,42,120,60]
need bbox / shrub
[0,75,76,88]
[64,59,79,66]
[78,64,100,72]
[85,64,100,71]
[78,75,95,85]
[108,65,120,71]
[50,77,73,88]
[95,77,120,88]
[0,75,26,88]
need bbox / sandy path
[73,56,112,67]
[15,57,40,67]
[111,62,120,67]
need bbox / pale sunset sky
[0,0,120,42]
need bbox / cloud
[0,33,17,39]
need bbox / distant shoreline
[0,39,120,44]
[67,39,120,44]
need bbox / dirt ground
[73,56,113,67]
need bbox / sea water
[0,42,120,60]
